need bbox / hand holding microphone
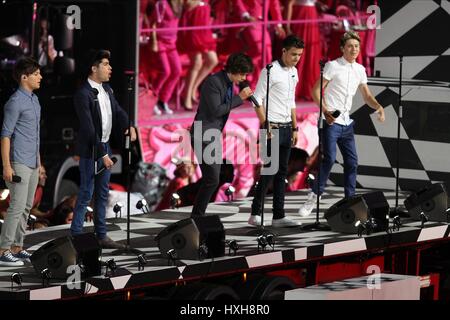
[238,81,260,107]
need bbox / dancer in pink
[235,0,286,88]
[178,0,218,111]
[286,0,322,101]
[148,0,183,115]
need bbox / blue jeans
[70,143,112,239]
[313,121,358,198]
[252,127,292,219]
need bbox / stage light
[27,214,37,230]
[420,211,429,228]
[257,235,268,252]
[225,185,235,202]
[226,239,239,256]
[166,249,177,266]
[0,189,9,200]
[170,193,180,209]
[137,254,147,271]
[136,199,149,214]
[104,258,117,276]
[85,206,93,222]
[265,233,276,250]
[113,202,124,218]
[365,218,377,235]
[392,215,401,232]
[41,268,52,287]
[10,272,22,289]
[355,220,366,237]
[198,244,209,261]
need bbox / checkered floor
[0,187,448,299]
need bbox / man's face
[22,69,42,91]
[341,39,360,62]
[92,58,112,82]
[282,47,303,68]
[230,73,247,84]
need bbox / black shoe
[98,236,126,249]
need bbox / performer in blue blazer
[70,49,137,249]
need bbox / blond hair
[340,31,360,48]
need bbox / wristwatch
[292,126,298,132]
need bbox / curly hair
[224,52,254,74]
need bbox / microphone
[12,175,21,183]
[96,157,118,175]
[238,80,259,107]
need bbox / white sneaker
[153,105,162,115]
[272,217,301,228]
[248,215,262,227]
[298,192,320,217]
[162,103,173,114]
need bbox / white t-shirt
[88,78,113,143]
[323,57,368,125]
[253,60,298,123]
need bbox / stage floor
[1,187,449,300]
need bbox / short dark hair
[13,57,40,84]
[282,35,305,50]
[86,49,111,76]
[224,52,254,74]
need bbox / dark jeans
[313,121,358,198]
[191,139,222,217]
[251,127,292,219]
[70,143,112,239]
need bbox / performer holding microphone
[0,57,42,266]
[190,52,254,217]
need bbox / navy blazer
[74,81,129,159]
[190,71,243,141]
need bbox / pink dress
[177,2,216,55]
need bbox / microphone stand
[390,55,408,217]
[248,64,272,237]
[112,72,143,256]
[302,59,330,231]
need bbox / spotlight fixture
[420,211,429,229]
[307,173,315,186]
[256,235,268,252]
[225,185,235,202]
[392,215,401,232]
[104,258,117,276]
[355,220,366,238]
[41,268,52,287]
[198,244,209,261]
[137,253,147,271]
[85,206,94,222]
[226,239,239,256]
[10,272,22,289]
[136,199,149,214]
[364,218,377,235]
[170,193,181,209]
[27,214,37,230]
[265,233,276,251]
[113,202,124,219]
[166,249,177,266]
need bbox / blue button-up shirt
[1,87,41,168]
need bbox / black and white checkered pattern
[0,187,448,300]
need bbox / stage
[1,186,449,300]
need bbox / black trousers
[251,127,292,219]
[191,139,222,217]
